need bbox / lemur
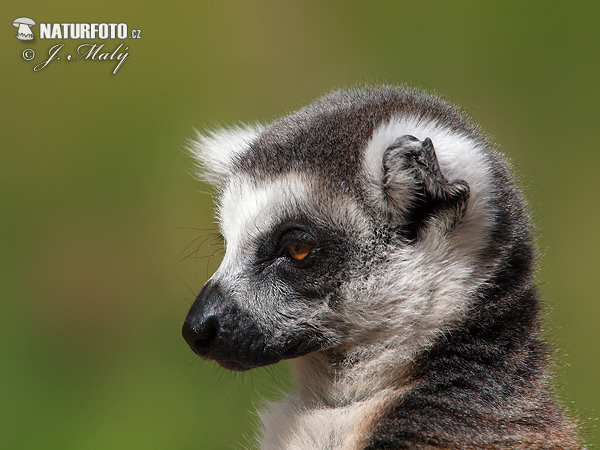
[182,86,583,450]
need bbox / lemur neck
[292,282,543,410]
[292,344,416,408]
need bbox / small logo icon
[13,17,35,41]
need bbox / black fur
[183,278,327,370]
[365,149,581,449]
[247,87,581,448]
[187,86,582,449]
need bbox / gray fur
[182,86,583,449]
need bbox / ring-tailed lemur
[182,86,583,450]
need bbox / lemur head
[182,87,505,374]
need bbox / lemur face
[182,88,495,371]
[182,172,364,370]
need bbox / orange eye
[287,243,313,261]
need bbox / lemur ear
[189,123,264,187]
[382,135,470,238]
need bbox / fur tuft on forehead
[189,123,264,187]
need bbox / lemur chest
[258,395,386,450]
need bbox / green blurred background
[2,1,598,449]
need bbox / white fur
[259,389,395,450]
[255,118,497,449]
[189,123,264,185]
[214,172,312,283]
[207,116,498,450]
[362,116,495,256]
[214,172,373,286]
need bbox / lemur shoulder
[182,86,583,450]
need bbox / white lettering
[117,23,127,39]
[108,23,117,39]
[50,23,61,39]
[81,23,90,39]
[38,22,136,40]
[39,23,51,39]
[70,24,80,39]
[98,23,108,39]
[34,44,63,71]
[90,23,99,39]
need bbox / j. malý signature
[34,43,129,75]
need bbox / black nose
[182,281,224,358]
[182,280,275,371]
[182,314,219,357]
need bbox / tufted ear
[188,123,264,187]
[382,135,470,239]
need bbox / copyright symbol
[22,49,35,61]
